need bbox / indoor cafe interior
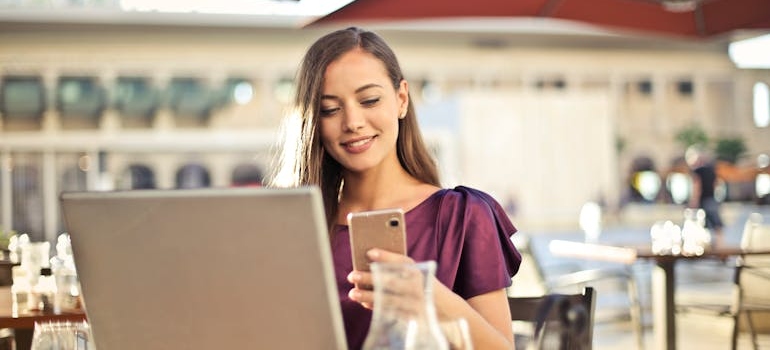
[0,0,770,349]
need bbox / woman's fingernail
[348,272,360,282]
[367,249,380,259]
[348,289,360,301]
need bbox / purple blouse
[331,186,522,350]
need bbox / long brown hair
[272,27,440,233]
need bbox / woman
[272,27,521,349]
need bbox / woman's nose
[342,108,365,131]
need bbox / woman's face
[319,48,408,175]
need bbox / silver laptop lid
[60,186,346,350]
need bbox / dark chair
[526,234,644,349]
[509,286,596,350]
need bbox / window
[57,76,106,119]
[0,76,46,125]
[632,171,662,202]
[167,77,212,123]
[114,77,158,123]
[666,172,691,205]
[57,154,89,233]
[231,163,264,187]
[218,77,254,107]
[754,82,769,128]
[677,80,693,97]
[638,80,653,95]
[273,77,295,105]
[175,163,210,189]
[628,156,659,203]
[11,155,45,241]
[118,164,156,190]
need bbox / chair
[677,212,770,350]
[525,235,645,349]
[509,286,596,350]
[731,213,770,350]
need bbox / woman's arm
[434,284,514,349]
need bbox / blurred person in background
[686,144,724,244]
[271,27,521,349]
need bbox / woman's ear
[398,79,409,116]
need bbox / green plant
[675,124,709,149]
[0,227,16,250]
[715,137,747,164]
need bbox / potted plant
[714,137,747,164]
[0,227,15,260]
[674,124,709,150]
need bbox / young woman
[272,27,521,349]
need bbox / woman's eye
[361,97,380,106]
[320,107,340,116]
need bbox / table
[0,286,87,350]
[548,240,770,350]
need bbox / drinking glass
[31,321,92,350]
[363,261,448,350]
[440,318,473,350]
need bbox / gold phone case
[348,208,407,272]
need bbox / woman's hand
[347,248,415,309]
[348,249,514,348]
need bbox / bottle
[681,208,710,256]
[363,261,448,350]
[51,233,82,313]
[29,268,56,313]
[11,266,31,313]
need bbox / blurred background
[1,0,768,243]
[1,1,769,349]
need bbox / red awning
[309,0,770,39]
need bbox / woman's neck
[337,166,438,223]
[341,165,415,208]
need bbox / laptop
[60,186,347,350]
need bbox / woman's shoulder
[429,186,512,226]
[436,186,503,208]
[436,186,521,277]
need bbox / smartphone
[348,208,407,273]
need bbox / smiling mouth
[344,137,373,147]
[342,136,375,152]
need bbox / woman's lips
[342,136,375,153]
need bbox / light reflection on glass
[579,201,602,243]
[273,78,295,105]
[754,82,769,128]
[233,81,254,105]
[633,171,661,202]
[758,154,769,169]
[666,172,691,205]
[757,174,770,198]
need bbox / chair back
[739,213,770,305]
[509,286,595,350]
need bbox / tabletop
[0,285,88,350]
[548,239,770,263]
[0,286,87,329]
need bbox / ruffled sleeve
[432,186,522,299]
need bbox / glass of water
[31,321,93,350]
